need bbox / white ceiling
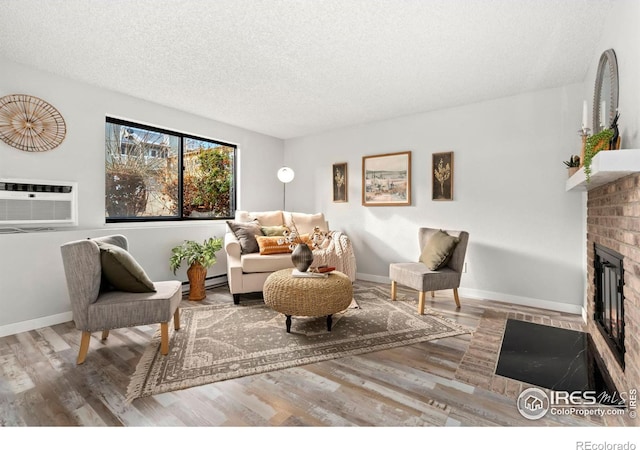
[0,0,616,139]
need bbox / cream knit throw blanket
[311,231,357,281]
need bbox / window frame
[105,117,237,224]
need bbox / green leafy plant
[563,155,580,168]
[170,237,223,274]
[583,129,615,182]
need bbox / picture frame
[432,151,453,201]
[362,151,411,206]
[332,162,348,202]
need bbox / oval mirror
[592,48,619,133]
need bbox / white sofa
[224,210,356,304]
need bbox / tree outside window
[105,118,235,222]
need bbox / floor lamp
[277,166,295,210]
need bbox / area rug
[126,285,471,401]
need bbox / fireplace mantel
[566,149,640,191]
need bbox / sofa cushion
[226,219,262,254]
[255,235,292,255]
[419,229,460,271]
[284,212,328,235]
[241,252,294,273]
[235,210,284,227]
[97,242,157,293]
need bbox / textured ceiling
[0,0,616,139]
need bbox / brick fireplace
[587,173,639,424]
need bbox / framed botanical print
[362,151,411,206]
[432,151,453,201]
[332,162,348,202]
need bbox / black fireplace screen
[594,243,625,369]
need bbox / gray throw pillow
[98,242,157,293]
[226,219,262,254]
[420,230,460,270]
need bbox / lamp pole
[277,167,295,209]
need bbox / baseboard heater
[181,274,227,293]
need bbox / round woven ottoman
[263,269,353,333]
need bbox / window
[105,118,236,222]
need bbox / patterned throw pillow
[255,234,313,255]
[255,236,292,255]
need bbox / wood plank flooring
[0,280,622,431]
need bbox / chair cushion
[419,229,460,270]
[97,242,156,293]
[88,280,181,331]
[226,219,262,254]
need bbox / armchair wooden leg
[391,280,397,301]
[453,288,461,308]
[101,330,109,340]
[160,322,169,355]
[174,309,181,330]
[418,291,426,315]
[77,331,91,365]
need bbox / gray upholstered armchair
[60,234,182,364]
[389,227,469,314]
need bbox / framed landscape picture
[362,151,411,206]
[332,162,348,202]
[432,151,453,201]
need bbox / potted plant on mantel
[563,155,580,178]
[170,237,223,301]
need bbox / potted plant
[583,129,615,182]
[563,155,580,178]
[170,237,223,301]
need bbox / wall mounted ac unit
[0,179,78,228]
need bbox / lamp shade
[277,167,295,183]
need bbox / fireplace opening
[593,243,625,370]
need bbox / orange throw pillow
[255,236,291,255]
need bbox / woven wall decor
[0,94,66,152]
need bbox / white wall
[284,84,586,312]
[0,57,284,335]
[582,0,640,151]
[577,0,640,313]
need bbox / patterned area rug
[126,285,471,401]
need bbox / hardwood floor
[0,280,625,433]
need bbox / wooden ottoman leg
[327,314,333,331]
[285,315,292,333]
[391,280,397,300]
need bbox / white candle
[582,100,588,130]
[600,100,606,127]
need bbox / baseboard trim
[356,273,583,315]
[1,275,230,338]
[0,311,73,338]
[0,274,582,337]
